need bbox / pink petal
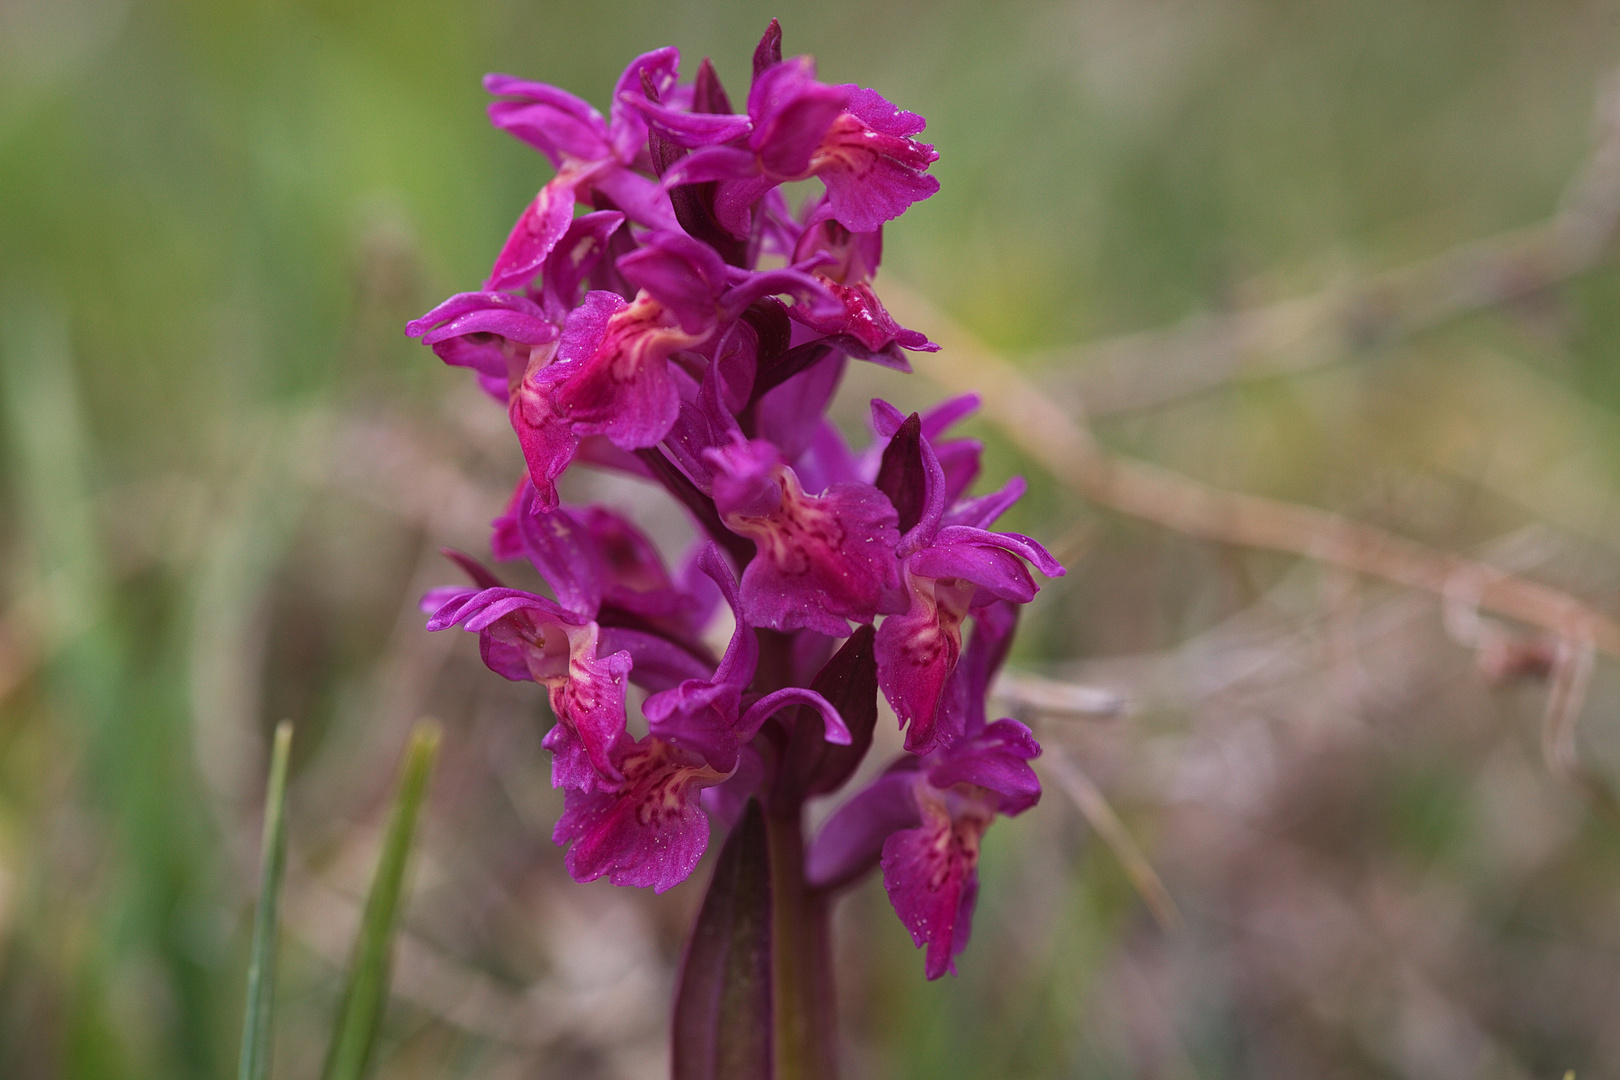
[880,799,987,980]
[721,466,904,636]
[553,736,719,893]
[875,576,974,753]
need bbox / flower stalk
[769,803,837,1080]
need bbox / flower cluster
[410,21,1062,979]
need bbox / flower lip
[553,733,725,892]
[708,443,905,635]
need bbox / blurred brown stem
[1032,71,1620,416]
[894,280,1620,659]
[767,808,837,1080]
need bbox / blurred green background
[8,0,1620,1077]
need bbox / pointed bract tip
[753,18,783,79]
[692,58,734,115]
[874,413,926,534]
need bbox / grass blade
[238,721,294,1080]
[321,723,440,1080]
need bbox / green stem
[768,807,837,1080]
[237,722,293,1080]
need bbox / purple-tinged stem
[767,806,838,1080]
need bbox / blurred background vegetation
[6,0,1620,1077]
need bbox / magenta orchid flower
[879,717,1042,977]
[483,48,682,290]
[867,400,1063,753]
[786,199,938,361]
[504,288,708,511]
[706,435,905,636]
[413,22,1064,1018]
[421,553,631,793]
[552,732,727,893]
[808,602,1040,978]
[652,56,940,236]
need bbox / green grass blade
[321,723,440,1080]
[238,721,294,1080]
